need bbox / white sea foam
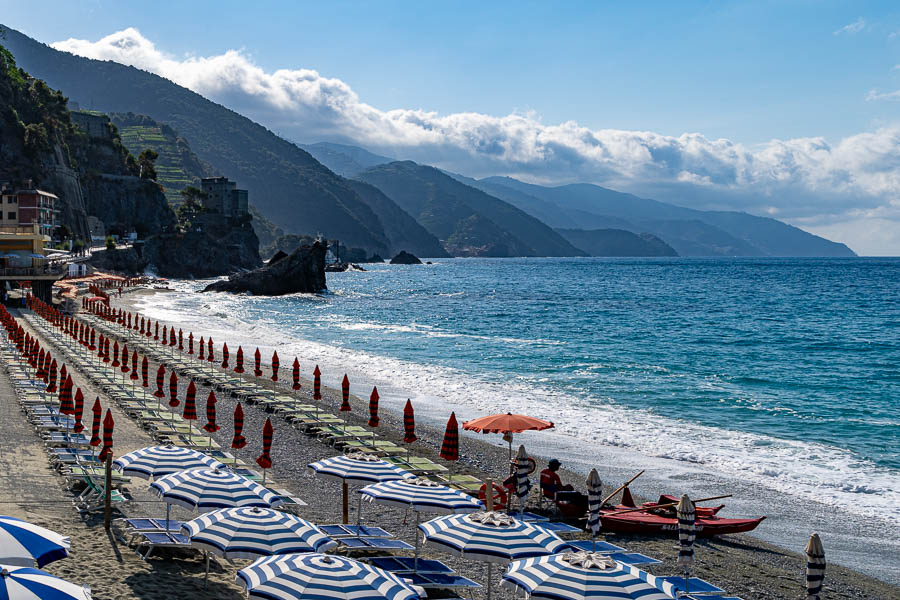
[134,287,900,523]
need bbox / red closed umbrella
[188,332,194,354]
[60,363,67,382]
[234,346,244,373]
[183,380,198,421]
[368,387,380,427]
[72,388,85,433]
[141,356,149,388]
[178,329,184,351]
[140,317,145,335]
[103,339,110,363]
[256,418,273,473]
[89,329,95,350]
[221,343,229,369]
[313,365,322,400]
[46,358,58,393]
[120,343,129,373]
[59,375,75,416]
[97,334,105,360]
[403,399,417,444]
[231,403,247,449]
[253,348,262,377]
[154,322,159,341]
[36,348,46,379]
[340,374,351,412]
[203,391,219,432]
[89,398,102,447]
[161,325,168,346]
[198,336,205,360]
[170,328,176,347]
[130,351,139,381]
[271,351,279,382]
[440,412,460,462]
[292,358,301,390]
[98,409,114,462]
[169,371,179,408]
[207,338,214,363]
[111,341,120,367]
[154,365,166,398]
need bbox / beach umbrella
[235,346,245,373]
[120,343,129,373]
[141,356,149,389]
[203,391,219,433]
[161,325,168,347]
[440,412,459,461]
[72,389,85,433]
[184,381,198,421]
[154,321,159,340]
[515,444,530,513]
[130,351,139,381]
[169,371,179,408]
[114,445,224,480]
[59,376,75,416]
[88,329,95,350]
[0,565,91,600]
[183,507,336,559]
[368,387,380,428]
[207,337,214,363]
[221,343,229,369]
[256,418,274,484]
[420,511,569,600]
[237,553,419,600]
[170,328,176,347]
[101,338,110,363]
[806,533,826,600]
[199,336,205,360]
[97,409,114,462]
[309,453,410,524]
[463,413,555,461]
[46,359,57,393]
[403,400,417,444]
[153,365,166,405]
[502,552,674,600]
[291,358,300,390]
[0,516,70,567]
[254,348,262,377]
[140,317,145,335]
[232,403,247,450]
[151,467,282,510]
[313,365,322,399]
[178,329,184,351]
[35,348,45,379]
[188,332,194,354]
[586,469,602,545]
[111,340,120,368]
[677,494,695,568]
[361,477,483,570]
[340,374,351,412]
[89,398,102,448]
[271,351,279,381]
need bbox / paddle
[604,494,732,516]
[600,470,644,506]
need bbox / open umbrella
[151,467,282,510]
[309,453,410,525]
[254,348,262,377]
[0,565,91,600]
[340,375,351,412]
[232,403,247,450]
[292,358,301,390]
[115,445,224,480]
[169,371,179,408]
[271,351,279,382]
[234,346,244,373]
[463,413,554,461]
[237,553,419,600]
[0,516,70,567]
[806,533,825,600]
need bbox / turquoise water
[146,257,900,520]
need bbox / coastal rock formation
[390,251,422,264]
[202,241,326,295]
[556,228,678,257]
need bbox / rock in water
[390,251,422,265]
[202,242,327,295]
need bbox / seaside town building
[0,183,60,237]
[0,222,62,303]
[200,176,249,218]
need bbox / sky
[2,0,900,254]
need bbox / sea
[136,257,900,582]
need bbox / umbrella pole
[414,512,420,572]
[205,551,209,589]
[356,494,363,526]
[342,481,349,525]
[165,504,171,532]
[487,562,492,600]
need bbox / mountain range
[2,25,856,259]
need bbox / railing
[0,263,66,277]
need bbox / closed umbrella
[403,400,417,461]
[141,356,149,398]
[515,444,530,514]
[203,391,219,433]
[170,328,176,347]
[178,329,184,351]
[221,343,229,369]
[162,325,168,346]
[199,336,205,361]
[46,358,57,393]
[130,351,139,383]
[151,467,282,510]
[153,365,166,409]
[184,380,198,422]
[232,403,247,450]
[806,533,825,600]
[256,418,273,485]
[0,565,91,600]
[89,398,102,449]
[120,343,129,374]
[237,553,419,600]
[340,374,351,412]
[0,516,70,567]
[254,348,262,377]
[440,412,459,461]
[368,387,380,428]
[207,338,215,363]
[586,469,602,547]
[309,453,410,525]
[169,371,179,408]
[292,358,301,390]
[677,494,695,594]
[234,346,244,373]
[313,365,322,400]
[271,351,279,382]
[111,341,120,368]
[72,388,85,434]
[98,409,114,462]
[188,332,194,354]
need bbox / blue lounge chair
[134,531,193,560]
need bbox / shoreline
[116,285,900,596]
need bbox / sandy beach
[0,287,896,600]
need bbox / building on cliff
[0,183,59,237]
[200,176,249,218]
[0,223,64,303]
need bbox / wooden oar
[603,494,733,516]
[600,470,644,506]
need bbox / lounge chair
[133,531,194,560]
[336,537,414,552]
[565,539,626,553]
[320,525,393,537]
[112,518,184,544]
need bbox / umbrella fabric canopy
[207,338,214,362]
[368,387,380,428]
[585,469,602,541]
[221,343,229,369]
[169,372,179,408]
[141,357,149,388]
[806,533,825,600]
[340,375,351,412]
[403,400,417,444]
[254,348,262,377]
[313,365,322,399]
[515,445,530,510]
[151,468,283,510]
[130,352,139,381]
[237,553,420,600]
[440,412,459,461]
[463,413,554,459]
[114,445,224,480]
[232,403,247,449]
[360,477,483,514]
[188,332,194,354]
[256,418,273,469]
[502,552,674,600]
[0,565,91,600]
[203,391,219,433]
[183,381,198,420]
[0,516,70,567]
[72,389,85,433]
[271,351,279,381]
[97,409,114,462]
[89,398,102,447]
[153,366,166,399]
[182,507,336,559]
[292,358,301,390]
[308,453,410,484]
[234,346,244,373]
[419,511,568,563]
[199,337,205,360]
[677,494,695,569]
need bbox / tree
[177,185,207,225]
[105,235,116,251]
[137,148,158,180]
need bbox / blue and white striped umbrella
[585,469,602,540]
[502,552,674,600]
[0,517,69,567]
[308,453,410,484]
[151,468,282,510]
[360,477,483,514]
[0,565,91,600]
[182,507,336,559]
[515,445,531,511]
[419,511,569,563]
[114,445,224,480]
[237,553,420,600]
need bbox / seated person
[540,459,588,514]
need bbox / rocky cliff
[202,241,326,295]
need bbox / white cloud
[52,28,900,254]
[866,89,900,101]
[834,17,866,35]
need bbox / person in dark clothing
[540,458,588,515]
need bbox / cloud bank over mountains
[53,28,900,254]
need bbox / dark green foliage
[138,148,158,180]
[105,235,116,251]
[556,228,678,257]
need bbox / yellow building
[0,223,63,303]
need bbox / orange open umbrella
[462,412,554,460]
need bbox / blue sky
[2,1,900,254]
